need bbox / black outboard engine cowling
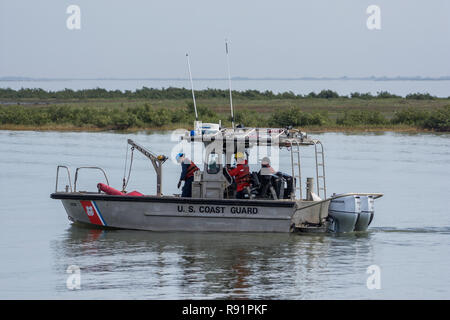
[276,172,294,199]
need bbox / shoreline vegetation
[0,88,449,132]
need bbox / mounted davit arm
[127,139,168,196]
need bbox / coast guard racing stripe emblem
[80,201,107,226]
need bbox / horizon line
[1,76,450,82]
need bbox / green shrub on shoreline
[269,106,327,127]
[0,102,219,130]
[422,107,450,131]
[391,106,450,131]
[1,103,448,131]
[337,110,387,126]
[1,88,449,131]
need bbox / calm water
[0,130,449,299]
[1,79,450,97]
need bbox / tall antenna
[225,39,235,130]
[186,53,198,121]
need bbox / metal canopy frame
[182,126,327,201]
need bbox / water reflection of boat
[52,225,373,298]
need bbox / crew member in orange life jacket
[176,153,199,198]
[227,152,251,199]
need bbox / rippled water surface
[0,130,449,299]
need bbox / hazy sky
[1,0,449,78]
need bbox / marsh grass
[1,88,449,132]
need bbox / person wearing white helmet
[258,156,294,199]
[260,156,276,176]
[176,153,199,197]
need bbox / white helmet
[261,157,271,165]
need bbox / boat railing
[313,140,327,199]
[286,139,302,200]
[73,166,110,192]
[55,165,73,193]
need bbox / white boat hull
[55,193,298,232]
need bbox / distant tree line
[0,87,447,100]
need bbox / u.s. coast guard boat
[51,122,383,233]
[51,48,382,233]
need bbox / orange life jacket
[185,161,199,179]
[228,162,251,191]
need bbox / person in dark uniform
[258,156,293,199]
[176,153,199,198]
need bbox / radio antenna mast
[225,39,235,130]
[186,53,198,121]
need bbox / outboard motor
[256,173,280,199]
[271,175,284,199]
[354,196,375,231]
[328,195,361,233]
[249,172,261,198]
[276,172,294,199]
